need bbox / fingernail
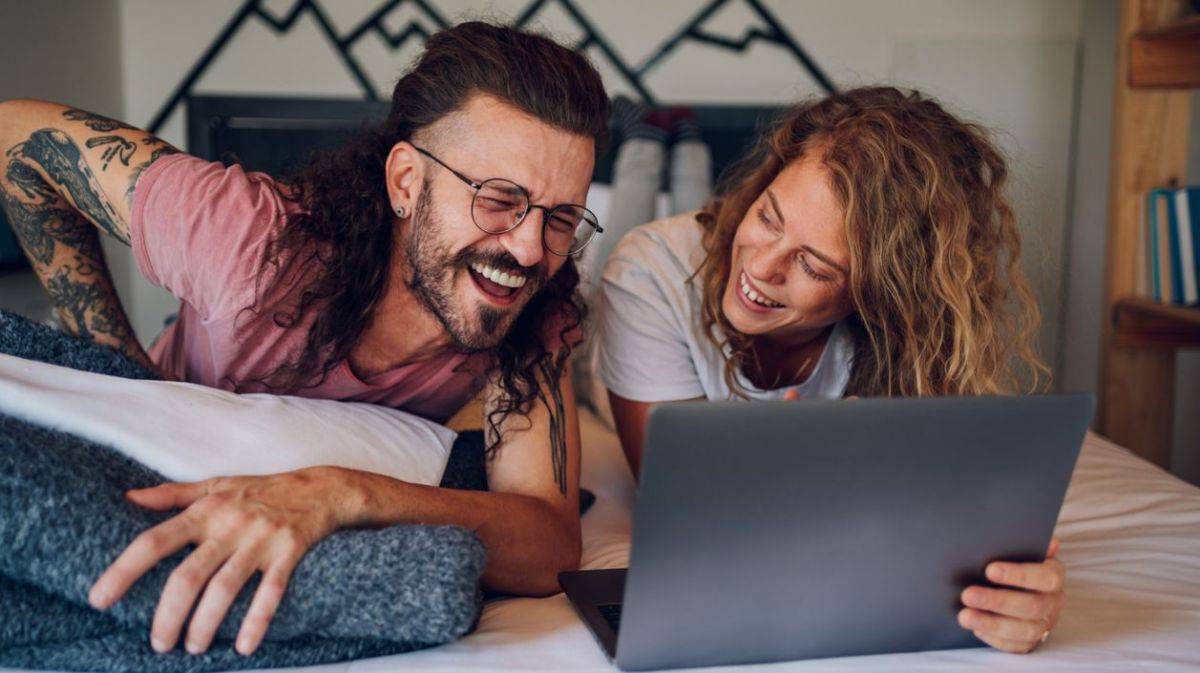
[88,587,108,608]
[986,563,1005,582]
[236,638,253,656]
[151,636,169,653]
[185,640,202,655]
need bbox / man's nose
[499,208,547,268]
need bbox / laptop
[560,394,1094,670]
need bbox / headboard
[185,95,781,187]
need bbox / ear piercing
[395,205,407,218]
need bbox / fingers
[236,558,299,655]
[958,608,1047,653]
[183,544,262,654]
[127,481,208,511]
[961,585,1056,622]
[985,557,1065,594]
[151,540,228,652]
[1048,537,1060,558]
[89,514,195,609]
[970,625,1041,654]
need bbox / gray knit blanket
[0,310,488,672]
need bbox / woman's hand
[958,537,1065,653]
[88,467,354,656]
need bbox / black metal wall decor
[147,0,836,134]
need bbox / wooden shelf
[1113,297,1200,348]
[1099,0,1195,470]
[1130,14,1200,87]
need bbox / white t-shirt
[595,212,854,402]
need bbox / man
[0,22,609,656]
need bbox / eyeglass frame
[411,145,603,257]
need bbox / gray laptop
[560,394,1094,670]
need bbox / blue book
[1167,189,1184,303]
[1149,189,1173,302]
[1180,186,1200,306]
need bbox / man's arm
[88,363,583,655]
[0,99,179,366]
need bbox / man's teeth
[740,273,783,308]
[470,262,527,289]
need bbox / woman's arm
[607,390,703,480]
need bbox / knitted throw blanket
[0,310,488,672]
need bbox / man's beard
[403,182,548,352]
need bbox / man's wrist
[317,466,405,529]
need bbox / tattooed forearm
[536,359,570,497]
[45,263,108,341]
[0,193,97,265]
[1,152,148,365]
[10,129,127,242]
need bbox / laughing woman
[593,86,1057,653]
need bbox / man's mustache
[451,248,550,291]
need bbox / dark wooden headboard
[186,95,781,187]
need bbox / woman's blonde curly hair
[695,86,1047,397]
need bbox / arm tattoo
[536,359,570,497]
[61,108,136,133]
[126,144,180,206]
[8,129,127,243]
[0,188,96,266]
[59,107,180,210]
[86,135,138,170]
[0,135,146,361]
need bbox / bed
[4,398,1200,673]
[246,409,1200,673]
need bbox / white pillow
[0,354,456,485]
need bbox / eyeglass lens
[472,178,598,255]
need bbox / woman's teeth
[470,262,527,289]
[740,273,783,308]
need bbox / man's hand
[88,468,351,655]
[958,537,1066,653]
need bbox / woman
[594,87,1059,653]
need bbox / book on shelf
[1143,186,1199,307]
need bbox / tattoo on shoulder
[536,360,570,497]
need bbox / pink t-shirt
[130,154,492,423]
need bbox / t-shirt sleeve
[129,154,289,321]
[594,231,705,402]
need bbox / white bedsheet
[7,408,1200,672]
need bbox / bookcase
[1099,0,1200,468]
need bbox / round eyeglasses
[413,146,602,256]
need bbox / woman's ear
[384,141,423,216]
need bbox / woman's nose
[745,246,787,286]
